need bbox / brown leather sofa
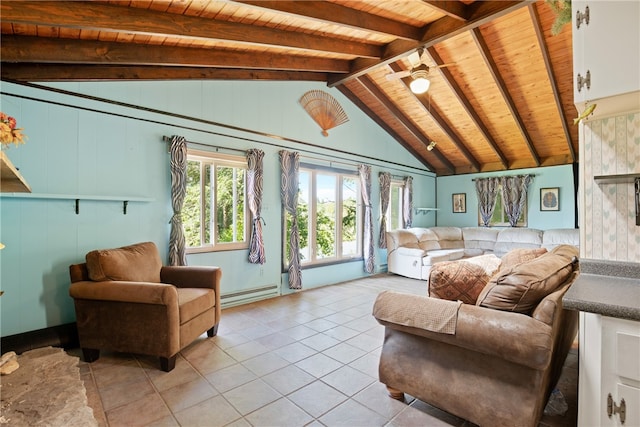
[69,242,221,372]
[373,245,579,427]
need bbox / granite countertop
[563,259,640,321]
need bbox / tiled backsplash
[580,111,640,262]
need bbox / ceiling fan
[385,48,453,94]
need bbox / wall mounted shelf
[594,173,640,184]
[0,152,31,193]
[415,207,439,215]
[0,193,155,215]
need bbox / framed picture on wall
[452,193,466,213]
[540,187,559,211]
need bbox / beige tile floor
[72,273,578,427]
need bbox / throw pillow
[500,247,548,271]
[476,245,578,314]
[429,254,502,304]
[86,241,162,283]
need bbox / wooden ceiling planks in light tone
[0,0,577,176]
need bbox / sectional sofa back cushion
[387,229,419,250]
[430,227,464,250]
[429,254,502,304]
[542,228,579,251]
[493,228,543,257]
[411,228,441,252]
[476,245,578,314]
[462,227,501,257]
[86,241,162,283]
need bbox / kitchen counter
[563,259,640,321]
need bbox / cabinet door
[572,1,640,103]
[601,317,640,426]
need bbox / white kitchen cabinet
[572,1,640,107]
[579,313,640,426]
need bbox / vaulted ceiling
[0,0,578,176]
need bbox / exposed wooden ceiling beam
[0,63,328,82]
[0,1,381,59]
[420,1,470,21]
[426,47,509,169]
[529,4,576,163]
[358,75,455,174]
[388,62,481,172]
[471,28,541,167]
[1,36,351,73]
[336,85,436,173]
[328,1,532,87]
[234,0,421,41]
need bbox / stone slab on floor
[0,346,97,426]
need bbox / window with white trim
[286,166,362,266]
[385,179,406,230]
[184,150,250,252]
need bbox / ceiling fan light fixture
[409,65,430,94]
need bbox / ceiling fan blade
[433,63,456,69]
[385,70,411,80]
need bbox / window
[184,150,249,252]
[479,185,528,227]
[385,180,406,230]
[286,166,362,266]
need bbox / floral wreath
[1,112,26,148]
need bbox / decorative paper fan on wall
[299,90,349,137]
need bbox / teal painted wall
[435,165,577,229]
[0,80,436,336]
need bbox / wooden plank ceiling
[0,0,578,176]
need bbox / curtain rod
[162,135,246,154]
[162,135,434,178]
[471,174,536,181]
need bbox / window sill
[300,257,364,270]
[187,244,249,254]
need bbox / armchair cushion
[476,245,578,314]
[177,288,216,325]
[428,254,502,304]
[86,241,162,283]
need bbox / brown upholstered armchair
[373,245,580,427]
[69,242,221,372]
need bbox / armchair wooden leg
[160,355,176,372]
[387,386,405,401]
[207,324,219,337]
[82,348,100,363]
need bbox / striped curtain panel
[501,175,532,227]
[279,150,302,289]
[358,164,375,274]
[402,176,413,228]
[475,177,500,227]
[169,135,187,266]
[378,172,391,249]
[247,149,266,264]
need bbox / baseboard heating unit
[220,284,280,308]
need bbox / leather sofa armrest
[69,280,178,306]
[161,266,221,291]
[373,291,553,370]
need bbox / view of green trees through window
[285,169,360,265]
[184,155,248,249]
[482,185,527,226]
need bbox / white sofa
[386,226,579,280]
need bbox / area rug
[0,346,97,426]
